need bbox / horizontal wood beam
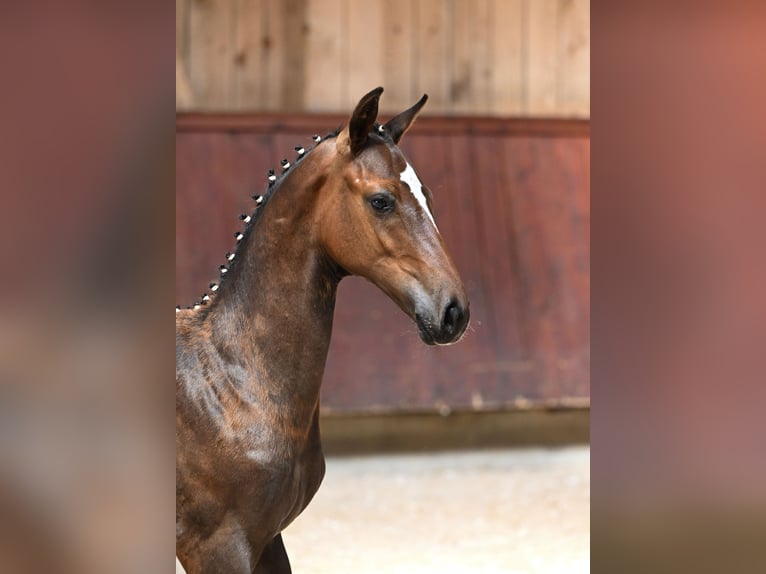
[176,113,590,138]
[319,408,590,455]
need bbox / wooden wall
[176,0,590,117]
[176,114,590,413]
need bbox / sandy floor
[282,447,590,574]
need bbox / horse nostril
[443,300,463,336]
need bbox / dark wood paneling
[320,409,590,455]
[176,113,590,137]
[176,114,590,412]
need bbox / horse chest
[271,449,325,531]
[231,424,326,532]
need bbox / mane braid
[177,129,342,313]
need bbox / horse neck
[206,151,341,412]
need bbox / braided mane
[177,123,400,313]
[177,128,343,312]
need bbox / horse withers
[176,87,469,573]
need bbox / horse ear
[383,94,428,143]
[347,86,384,156]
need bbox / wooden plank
[449,0,471,111]
[177,0,189,59]
[512,138,560,396]
[347,0,384,107]
[177,112,590,137]
[558,0,590,117]
[450,0,493,114]
[320,409,590,454]
[176,60,194,110]
[414,0,450,113]
[177,0,193,108]
[262,0,287,110]
[491,0,524,115]
[282,0,309,111]
[441,135,499,402]
[549,137,590,395]
[188,0,235,109]
[475,135,534,397]
[382,0,415,113]
[233,0,265,110]
[473,0,495,112]
[305,0,346,111]
[573,137,590,396]
[525,0,559,115]
[500,136,590,400]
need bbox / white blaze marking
[400,162,438,230]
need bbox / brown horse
[176,87,469,573]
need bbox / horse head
[316,87,470,345]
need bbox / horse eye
[369,194,393,213]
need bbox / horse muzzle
[415,297,470,346]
